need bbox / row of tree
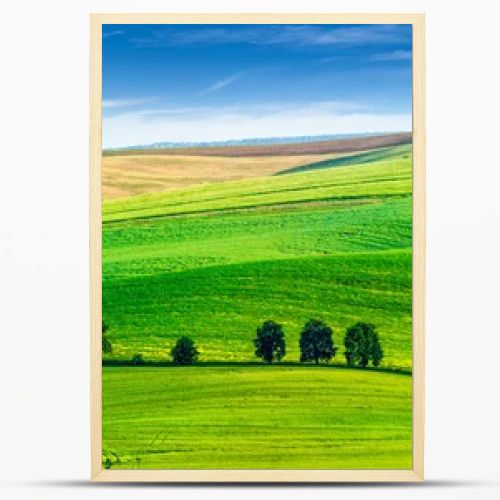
[254,319,383,368]
[102,319,383,368]
[102,323,199,365]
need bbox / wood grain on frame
[89,13,425,482]
[89,15,102,481]
[411,13,426,481]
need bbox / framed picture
[90,13,425,482]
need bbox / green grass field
[103,144,412,369]
[103,366,412,469]
[102,144,413,469]
[103,147,411,222]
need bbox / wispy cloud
[102,97,157,109]
[131,25,410,49]
[370,50,412,62]
[199,72,243,95]
[103,100,410,148]
[102,30,124,39]
[318,55,349,63]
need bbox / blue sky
[102,24,412,148]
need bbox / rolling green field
[103,366,412,469]
[102,144,412,369]
[102,143,413,469]
[103,145,411,223]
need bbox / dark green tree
[131,353,145,365]
[344,322,384,368]
[299,319,337,364]
[371,339,384,367]
[102,320,112,354]
[254,320,286,364]
[171,336,199,365]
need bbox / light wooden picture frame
[90,13,425,482]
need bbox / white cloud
[132,25,409,48]
[371,50,412,62]
[102,97,157,109]
[102,101,411,149]
[199,72,243,95]
[102,30,124,39]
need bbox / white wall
[1,1,499,499]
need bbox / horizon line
[103,130,412,152]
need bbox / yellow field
[102,153,341,199]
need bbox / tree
[131,353,145,365]
[254,320,286,364]
[102,320,112,354]
[344,322,383,368]
[299,319,337,364]
[371,339,384,367]
[171,336,199,365]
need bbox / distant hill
[105,132,394,152]
[104,132,412,157]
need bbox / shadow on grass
[102,359,411,376]
[275,147,411,176]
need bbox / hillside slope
[102,147,413,369]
